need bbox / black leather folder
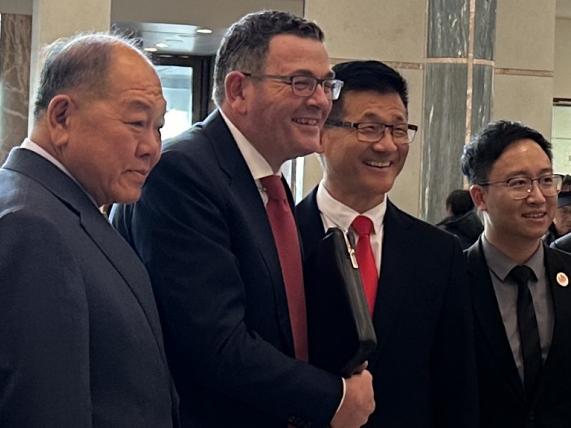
[304,227,377,377]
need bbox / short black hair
[212,10,324,106]
[328,60,408,121]
[445,189,474,216]
[461,120,552,184]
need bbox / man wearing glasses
[296,60,477,427]
[461,120,571,427]
[111,10,374,428]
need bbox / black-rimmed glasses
[325,120,418,144]
[478,174,564,200]
[242,73,344,100]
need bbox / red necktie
[352,215,379,315]
[261,175,308,361]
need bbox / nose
[526,179,547,203]
[136,127,162,164]
[371,128,399,153]
[306,82,331,112]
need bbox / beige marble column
[28,0,111,124]
[0,14,32,163]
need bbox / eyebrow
[289,69,335,79]
[504,167,553,178]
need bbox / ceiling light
[156,42,169,48]
[196,28,212,34]
[144,47,158,52]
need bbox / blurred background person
[437,189,483,249]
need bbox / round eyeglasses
[242,73,344,100]
[325,120,418,144]
[478,174,564,200]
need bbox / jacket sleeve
[0,211,92,427]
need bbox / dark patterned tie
[509,265,542,399]
[351,215,378,315]
[260,175,308,361]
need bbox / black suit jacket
[466,239,571,428]
[296,188,478,428]
[111,111,342,428]
[0,148,177,427]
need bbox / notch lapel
[204,111,295,356]
[466,239,524,399]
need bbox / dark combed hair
[328,60,409,121]
[212,9,324,106]
[461,120,552,184]
[446,189,474,217]
[34,33,143,120]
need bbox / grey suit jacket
[0,148,177,427]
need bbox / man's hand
[330,369,375,428]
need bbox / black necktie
[509,265,542,398]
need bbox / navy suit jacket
[0,148,177,427]
[296,188,478,428]
[111,111,342,428]
[466,239,571,427]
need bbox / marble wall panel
[422,63,468,223]
[427,0,468,58]
[0,13,32,163]
[471,64,493,136]
[493,73,554,138]
[474,0,496,60]
[305,0,427,64]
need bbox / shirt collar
[219,109,274,181]
[481,235,544,281]
[316,181,387,234]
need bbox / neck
[323,179,385,213]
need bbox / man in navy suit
[0,34,177,426]
[112,10,374,428]
[462,120,571,427]
[296,60,477,428]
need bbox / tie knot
[352,215,374,237]
[509,265,534,286]
[260,175,286,201]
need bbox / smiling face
[58,46,166,206]
[237,34,333,171]
[471,139,556,251]
[321,90,409,212]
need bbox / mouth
[292,117,320,126]
[364,160,392,169]
[523,211,547,220]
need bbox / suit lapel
[296,188,326,262]
[466,238,524,399]
[3,148,166,350]
[536,247,571,399]
[370,202,414,354]
[203,112,295,355]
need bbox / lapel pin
[556,272,569,287]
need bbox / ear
[470,184,488,211]
[225,71,249,115]
[46,94,75,148]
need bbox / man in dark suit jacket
[0,34,177,427]
[296,60,477,428]
[462,120,571,427]
[111,10,374,428]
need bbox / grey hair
[212,9,324,106]
[33,32,148,120]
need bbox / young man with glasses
[296,60,478,427]
[461,120,571,427]
[111,10,374,428]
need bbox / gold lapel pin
[556,272,569,287]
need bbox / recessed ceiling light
[156,42,169,48]
[144,47,158,52]
[196,28,212,34]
